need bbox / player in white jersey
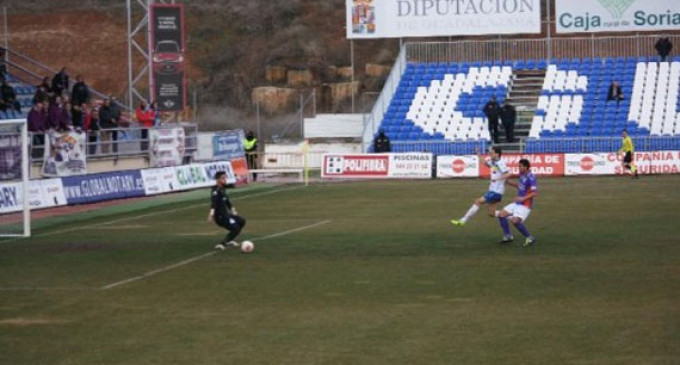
[451,146,511,226]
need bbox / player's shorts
[483,191,503,204]
[502,203,532,222]
[216,215,246,230]
[623,152,633,164]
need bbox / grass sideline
[0,176,679,364]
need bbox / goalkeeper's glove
[231,208,238,215]
[207,209,214,222]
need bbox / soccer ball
[241,240,254,253]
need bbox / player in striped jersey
[451,146,511,226]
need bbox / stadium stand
[0,73,33,119]
[373,56,680,154]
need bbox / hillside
[3,1,399,117]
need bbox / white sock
[461,205,479,223]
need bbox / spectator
[62,101,73,130]
[136,100,155,151]
[84,105,100,155]
[27,101,47,158]
[99,98,118,154]
[0,80,22,114]
[110,97,122,152]
[500,101,517,143]
[150,100,160,126]
[373,129,391,152]
[0,47,6,79]
[655,37,673,62]
[37,76,52,94]
[483,95,502,144]
[243,131,258,181]
[47,95,67,130]
[71,75,90,106]
[71,103,83,130]
[607,81,624,103]
[33,84,49,105]
[51,67,69,97]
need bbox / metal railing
[524,136,680,153]
[405,34,680,64]
[361,46,408,150]
[29,124,198,162]
[4,48,129,111]
[360,136,680,155]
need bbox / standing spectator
[33,84,49,105]
[243,131,258,181]
[51,67,69,97]
[655,37,673,62]
[150,101,160,126]
[500,101,517,143]
[71,75,90,106]
[483,96,502,144]
[47,96,66,130]
[84,105,100,155]
[110,97,122,152]
[607,81,624,103]
[62,101,73,130]
[0,47,6,79]
[373,129,391,152]
[27,101,47,158]
[1,80,22,114]
[71,103,83,130]
[99,98,118,154]
[37,76,52,94]
[136,100,154,151]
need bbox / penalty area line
[100,220,331,290]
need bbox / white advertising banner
[141,167,180,195]
[346,0,541,39]
[39,178,68,208]
[42,130,88,177]
[436,155,480,178]
[389,153,433,178]
[322,153,432,179]
[202,161,237,185]
[565,151,680,175]
[0,179,67,213]
[556,0,680,33]
[149,127,186,168]
[173,163,212,190]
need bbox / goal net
[0,119,30,238]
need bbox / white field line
[100,220,331,290]
[0,287,95,292]
[1,186,302,243]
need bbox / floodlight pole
[546,0,552,62]
[2,7,8,64]
[351,39,355,113]
[127,0,174,112]
[126,0,133,111]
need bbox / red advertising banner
[479,153,565,177]
[230,157,250,186]
[322,154,390,178]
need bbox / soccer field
[1,176,679,364]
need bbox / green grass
[1,176,679,364]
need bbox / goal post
[0,118,31,238]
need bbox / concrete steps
[502,70,546,152]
